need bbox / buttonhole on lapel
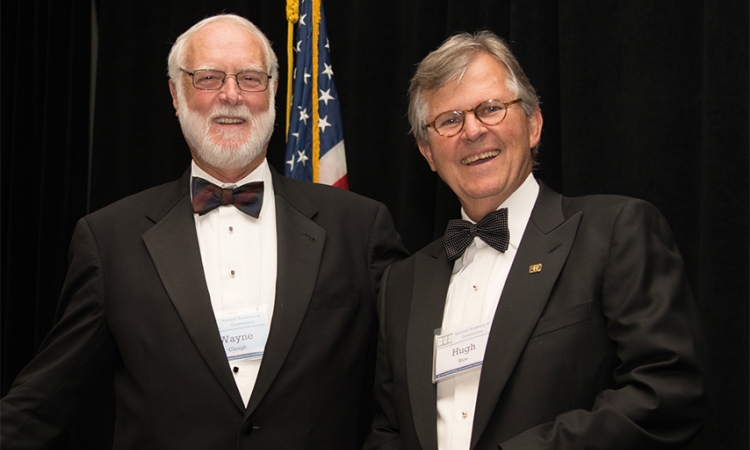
[302,231,316,241]
[548,243,562,254]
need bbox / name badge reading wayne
[217,309,269,361]
[433,322,491,383]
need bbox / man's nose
[219,75,242,104]
[461,111,487,140]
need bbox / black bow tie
[191,177,264,218]
[443,208,510,261]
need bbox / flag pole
[311,0,321,183]
[285,0,299,143]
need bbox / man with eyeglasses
[1,14,407,449]
[365,31,708,450]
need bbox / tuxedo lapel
[407,241,452,450]
[244,171,326,416]
[470,183,581,448]
[142,173,246,410]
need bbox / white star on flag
[298,107,309,124]
[296,150,309,165]
[318,115,331,132]
[319,89,334,105]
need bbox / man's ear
[168,80,180,116]
[527,108,543,149]
[417,140,437,172]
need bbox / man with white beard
[0,14,407,450]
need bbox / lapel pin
[529,263,542,274]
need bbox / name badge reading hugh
[433,322,491,383]
[217,309,269,361]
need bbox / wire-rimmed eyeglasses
[180,68,272,92]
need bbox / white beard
[176,89,276,171]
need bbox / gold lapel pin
[529,263,542,274]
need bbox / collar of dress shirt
[190,159,268,190]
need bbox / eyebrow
[193,66,266,73]
[193,65,267,73]
[239,65,267,73]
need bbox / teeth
[461,150,500,165]
[214,117,245,124]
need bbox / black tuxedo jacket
[365,180,708,450]
[1,166,407,449]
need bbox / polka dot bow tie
[191,177,264,218]
[443,208,510,261]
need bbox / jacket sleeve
[0,218,117,450]
[363,264,404,450]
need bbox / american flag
[285,0,348,189]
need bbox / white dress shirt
[191,159,278,407]
[437,173,539,450]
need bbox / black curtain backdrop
[2,1,748,449]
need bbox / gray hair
[167,14,279,91]
[408,31,541,156]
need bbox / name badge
[216,309,269,361]
[432,322,491,383]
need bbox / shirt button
[229,226,234,234]
[462,411,468,419]
[230,270,236,277]
[472,284,478,291]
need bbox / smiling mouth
[461,150,500,165]
[214,117,246,124]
